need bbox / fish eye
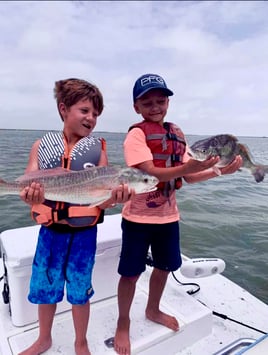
[144,178,148,183]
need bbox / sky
[0,0,268,137]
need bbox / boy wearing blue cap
[114,74,242,355]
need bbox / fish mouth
[147,186,158,192]
[188,148,209,161]
[140,185,158,193]
[187,148,198,158]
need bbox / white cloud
[0,0,267,136]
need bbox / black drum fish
[189,134,268,182]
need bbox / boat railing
[213,338,256,355]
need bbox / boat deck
[1,265,212,355]
[0,213,268,354]
[1,265,268,355]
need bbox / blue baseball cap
[133,74,174,102]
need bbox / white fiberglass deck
[1,269,212,355]
[1,214,268,355]
[1,266,268,355]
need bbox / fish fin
[0,178,8,190]
[0,178,8,196]
[88,199,109,207]
[16,167,70,182]
[252,166,265,183]
[237,143,255,162]
[107,164,123,169]
[87,193,113,207]
[213,167,222,176]
[85,190,112,207]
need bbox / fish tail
[252,165,266,183]
[0,178,19,196]
[0,178,8,195]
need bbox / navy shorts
[118,218,182,277]
[28,225,97,305]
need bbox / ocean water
[0,129,267,304]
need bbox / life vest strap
[32,204,100,226]
[68,206,99,218]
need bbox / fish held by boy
[188,134,268,182]
[0,166,159,206]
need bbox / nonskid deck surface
[1,268,212,355]
[2,267,268,355]
[173,271,268,355]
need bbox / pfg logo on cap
[133,73,173,101]
[140,75,165,87]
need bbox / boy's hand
[99,184,135,209]
[220,155,243,175]
[111,184,135,204]
[184,156,220,174]
[20,182,45,205]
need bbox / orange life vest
[130,121,186,193]
[31,132,106,227]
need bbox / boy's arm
[183,155,243,183]
[125,128,221,181]
[97,146,108,166]
[136,151,242,184]
[24,140,40,173]
[20,139,45,205]
[135,158,220,181]
[97,146,135,209]
[181,145,243,183]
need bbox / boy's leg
[65,228,97,355]
[146,222,180,331]
[72,302,91,355]
[146,268,179,331]
[114,219,149,354]
[114,275,139,355]
[18,303,56,355]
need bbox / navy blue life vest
[31,131,105,227]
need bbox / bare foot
[18,337,52,355]
[146,309,179,331]
[114,318,131,355]
[75,339,91,355]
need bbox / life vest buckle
[166,132,178,141]
[171,154,181,162]
[55,209,69,221]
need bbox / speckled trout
[189,134,268,182]
[0,166,159,205]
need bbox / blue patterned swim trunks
[28,225,97,305]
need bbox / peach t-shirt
[122,127,187,224]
